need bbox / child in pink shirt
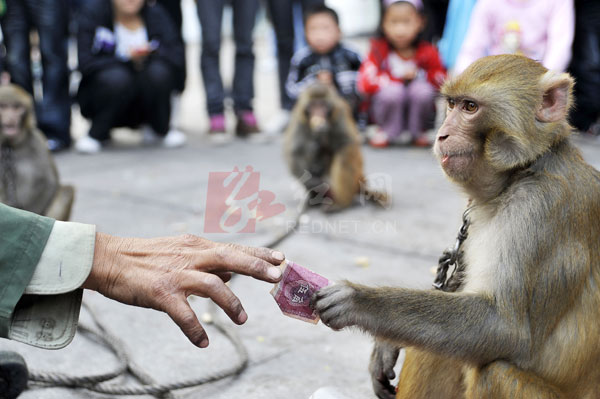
[455,0,574,73]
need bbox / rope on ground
[27,197,309,397]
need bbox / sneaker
[209,114,226,133]
[75,136,101,154]
[263,109,290,134]
[390,133,413,146]
[162,129,187,148]
[236,110,260,137]
[413,135,432,147]
[368,130,389,148]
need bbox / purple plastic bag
[271,260,331,324]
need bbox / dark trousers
[265,0,324,110]
[1,0,71,145]
[569,1,600,131]
[79,60,174,141]
[197,0,259,116]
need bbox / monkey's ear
[535,71,573,123]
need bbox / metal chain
[433,207,472,292]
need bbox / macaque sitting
[284,83,388,211]
[0,84,74,220]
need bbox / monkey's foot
[311,282,360,330]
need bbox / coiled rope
[26,197,309,397]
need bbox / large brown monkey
[312,54,600,398]
[0,84,74,220]
[284,83,388,211]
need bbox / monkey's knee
[396,347,465,399]
[465,361,564,399]
[45,185,75,221]
[396,348,465,399]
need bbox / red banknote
[271,260,331,324]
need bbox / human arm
[453,0,493,74]
[77,0,121,78]
[285,48,318,101]
[83,233,284,348]
[541,0,575,71]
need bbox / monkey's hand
[369,340,400,399]
[311,281,363,330]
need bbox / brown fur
[0,84,74,220]
[284,83,388,210]
[312,55,600,398]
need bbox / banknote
[271,260,331,324]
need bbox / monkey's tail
[361,187,391,209]
[358,175,391,209]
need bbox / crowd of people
[0,0,598,154]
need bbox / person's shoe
[413,135,432,147]
[368,130,389,148]
[141,125,160,146]
[162,129,187,148]
[236,110,260,137]
[209,114,226,133]
[47,138,69,152]
[263,109,290,134]
[390,133,413,146]
[0,351,28,399]
[75,136,101,154]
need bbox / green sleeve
[0,203,54,337]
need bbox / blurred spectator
[263,0,324,134]
[454,0,575,74]
[359,0,446,148]
[437,0,476,71]
[154,0,185,84]
[75,0,186,154]
[0,0,71,151]
[568,0,600,135]
[421,0,449,43]
[285,5,362,114]
[197,0,259,138]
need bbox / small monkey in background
[312,55,600,398]
[284,83,388,211]
[0,84,74,220]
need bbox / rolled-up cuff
[8,221,96,349]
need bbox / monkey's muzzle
[309,115,328,133]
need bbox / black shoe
[47,138,70,152]
[0,351,28,399]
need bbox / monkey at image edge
[0,84,74,221]
[312,54,600,399]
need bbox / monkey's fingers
[372,377,396,399]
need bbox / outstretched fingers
[191,246,283,283]
[181,272,248,325]
[222,242,285,266]
[163,296,209,348]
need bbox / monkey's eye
[464,101,478,113]
[447,99,456,109]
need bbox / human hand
[317,70,334,86]
[129,44,152,67]
[403,67,417,82]
[83,233,284,348]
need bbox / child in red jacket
[358,0,446,147]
